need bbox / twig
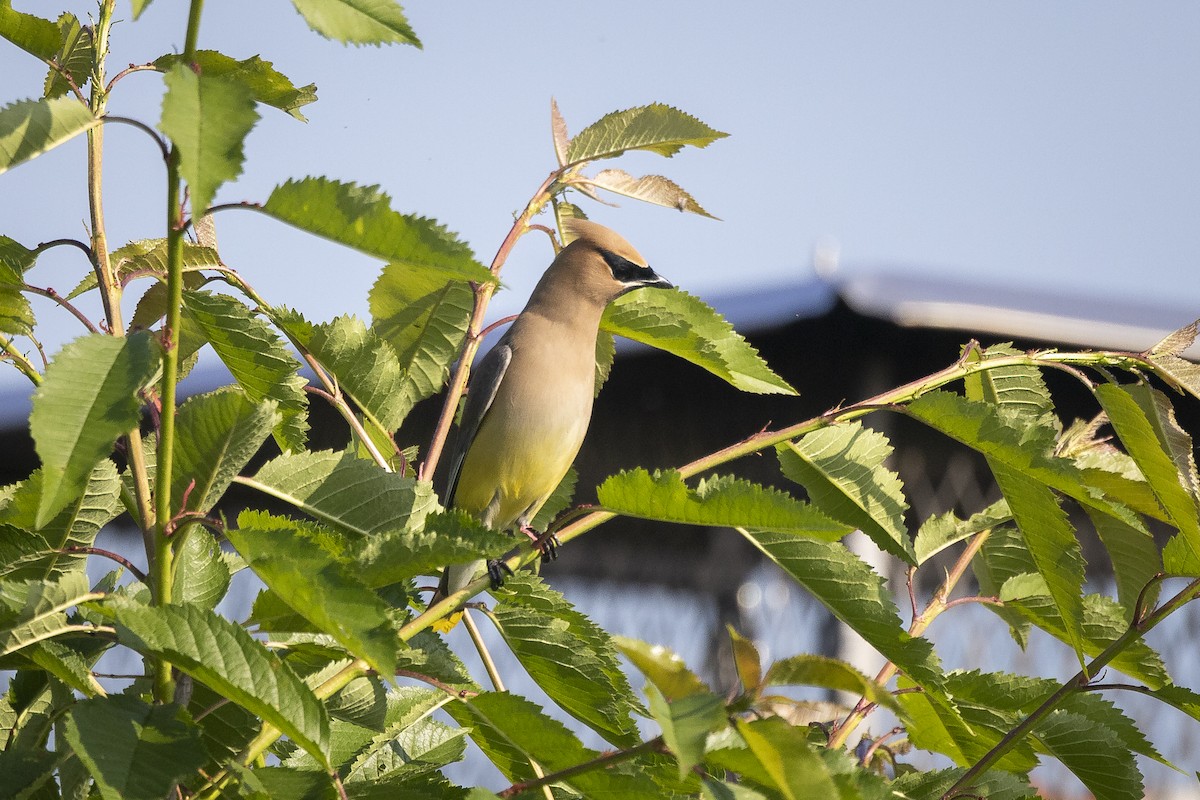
[62,547,148,583]
[395,669,478,698]
[33,237,95,262]
[24,285,101,333]
[105,61,157,93]
[103,115,170,162]
[497,736,667,798]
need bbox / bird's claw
[536,532,560,564]
[486,559,514,589]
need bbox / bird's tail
[429,562,476,632]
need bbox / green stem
[150,0,205,705]
[942,576,1200,799]
[0,333,42,385]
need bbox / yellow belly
[453,390,589,530]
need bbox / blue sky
[3,2,1200,401]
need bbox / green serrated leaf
[1085,506,1161,618]
[242,450,437,541]
[29,332,160,528]
[68,237,221,300]
[262,177,489,284]
[581,168,718,218]
[183,289,308,451]
[110,600,331,767]
[1034,710,1144,800]
[154,51,317,120]
[172,527,231,612]
[0,572,96,659]
[1004,591,1169,687]
[734,716,838,800]
[160,65,259,214]
[778,422,913,563]
[62,695,206,800]
[914,498,1011,565]
[993,463,1087,666]
[228,510,399,678]
[566,103,728,165]
[446,692,663,798]
[738,531,943,688]
[891,767,1037,800]
[964,342,1055,424]
[342,691,466,783]
[354,509,511,587]
[173,388,280,514]
[602,289,795,395]
[44,14,94,99]
[896,673,1038,773]
[727,627,762,695]
[763,654,903,715]
[646,682,726,778]
[491,574,642,747]
[1096,382,1200,566]
[597,468,849,537]
[290,0,421,47]
[1,459,122,581]
[0,3,60,60]
[613,635,711,701]
[906,391,1135,527]
[0,260,34,335]
[303,314,409,433]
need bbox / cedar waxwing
[432,219,673,628]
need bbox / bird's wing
[443,336,513,506]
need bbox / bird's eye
[600,249,654,284]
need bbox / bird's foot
[518,525,559,563]
[486,559,514,589]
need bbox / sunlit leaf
[62,695,206,800]
[778,422,913,563]
[160,65,259,214]
[111,600,331,766]
[242,449,437,539]
[0,2,60,60]
[29,332,160,528]
[261,177,490,284]
[646,682,726,778]
[0,96,99,176]
[763,654,903,714]
[581,168,718,218]
[734,717,838,800]
[155,51,317,120]
[914,499,1010,565]
[290,0,421,47]
[613,635,711,700]
[1034,710,1143,800]
[566,103,727,165]
[44,13,94,99]
[598,468,847,537]
[172,388,280,514]
[228,511,399,678]
[492,574,641,747]
[738,531,943,687]
[183,289,308,452]
[603,289,796,395]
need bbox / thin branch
[395,669,478,698]
[34,237,95,263]
[103,115,170,162]
[477,314,518,341]
[62,547,147,583]
[106,62,157,93]
[464,609,506,691]
[497,736,666,798]
[24,285,101,333]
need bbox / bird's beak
[638,269,673,290]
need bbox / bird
[431,218,673,630]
